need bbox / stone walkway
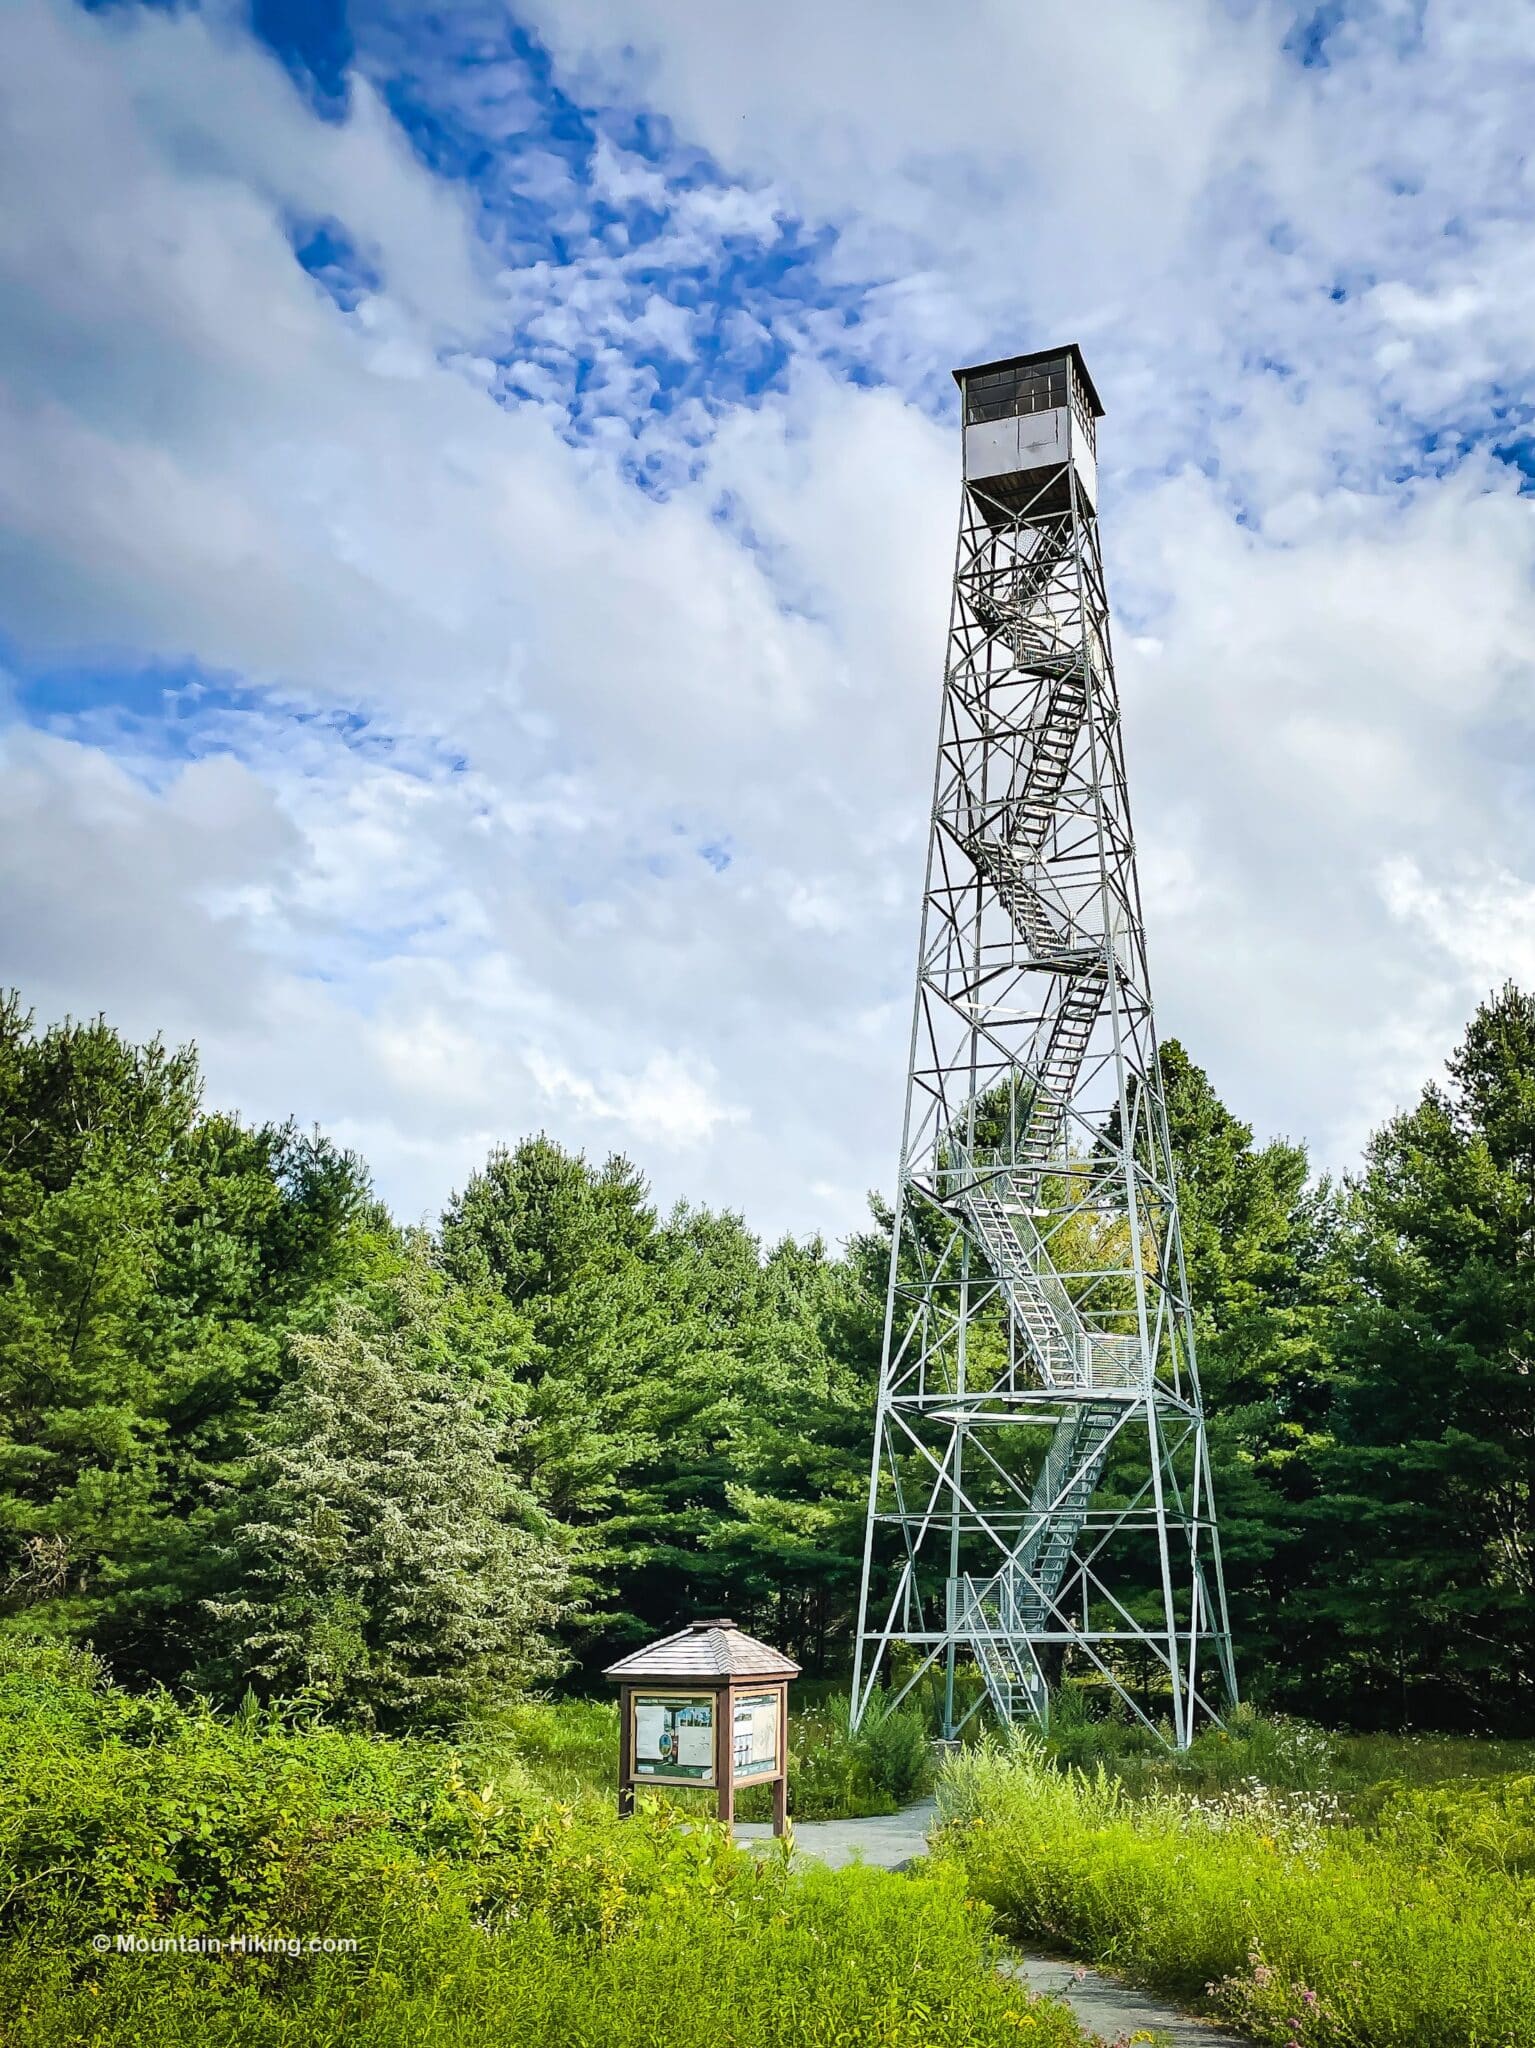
[735,1796,936,1871]
[736,1802,1253,2046]
[1002,1954,1253,2047]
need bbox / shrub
[1041,1681,1162,1774]
[1356,1773,1535,1876]
[0,1642,1086,2048]
[1041,1691,1338,1797]
[779,1693,934,1821]
[934,1738,1535,2047]
[0,1859,1088,2048]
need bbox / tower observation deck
[850,344,1236,1746]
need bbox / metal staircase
[1018,962,1109,1170]
[952,1576,1048,1724]
[955,1173,1089,1388]
[955,1401,1122,1725]
[1009,669,1091,848]
[969,518,1093,861]
[964,835,1103,972]
[951,832,1110,1178]
[961,537,1110,1178]
[967,517,1074,661]
[944,1134,1130,1727]
[1011,1401,1120,1626]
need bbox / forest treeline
[0,985,1530,1732]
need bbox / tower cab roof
[952,343,1104,419]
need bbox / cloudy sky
[2,0,1532,1240]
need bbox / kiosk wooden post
[604,1619,799,1835]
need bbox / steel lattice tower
[850,346,1237,1747]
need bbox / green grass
[474,1695,618,1799]
[0,1642,1079,2048]
[1041,1687,1535,1803]
[934,1734,1535,2048]
[476,1685,933,1823]
[1332,1729,1535,1789]
[1,1858,1088,2048]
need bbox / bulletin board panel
[731,1689,782,1784]
[629,1689,718,1786]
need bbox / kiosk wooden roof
[603,1619,800,1682]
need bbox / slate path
[735,1797,937,1872]
[1001,1954,1253,2047]
[735,1802,1254,2047]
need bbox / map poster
[631,1692,716,1784]
[732,1690,780,1781]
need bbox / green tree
[205,1259,566,1724]
[605,1211,881,1673]
[1308,985,1535,1728]
[0,999,198,1633]
[1152,1040,1347,1705]
[440,1136,887,1674]
[0,995,374,1678]
[440,1138,661,1525]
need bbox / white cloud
[520,0,1269,339]
[0,725,300,1032]
[527,1048,746,1148]
[1,0,1534,1245]
[1378,856,1535,993]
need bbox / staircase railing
[949,1574,1047,1724]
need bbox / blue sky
[2,0,1534,1236]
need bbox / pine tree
[0,994,376,1677]
[1310,985,1535,1727]
[205,1260,566,1725]
[440,1138,662,1525]
[1152,1040,1347,1703]
[0,997,198,1632]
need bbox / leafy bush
[779,1693,933,1821]
[0,1859,1087,2048]
[0,1643,1085,2048]
[1043,1689,1336,1796]
[934,1737,1535,2048]
[0,1641,531,1939]
[1040,1681,1163,1774]
[1355,1773,1535,1876]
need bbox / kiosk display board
[732,1691,780,1782]
[631,1692,716,1784]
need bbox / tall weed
[781,1693,933,1820]
[936,1738,1535,2048]
[1044,1689,1335,1795]
[0,1643,1081,2048]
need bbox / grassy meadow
[0,1641,1076,2048]
[936,1702,1535,2048]
[6,1639,1535,2045]
[3,991,1534,2045]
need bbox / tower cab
[954,345,1104,521]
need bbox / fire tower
[850,346,1236,1746]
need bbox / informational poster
[631,1693,716,1783]
[732,1690,780,1780]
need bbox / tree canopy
[1,985,1531,1731]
